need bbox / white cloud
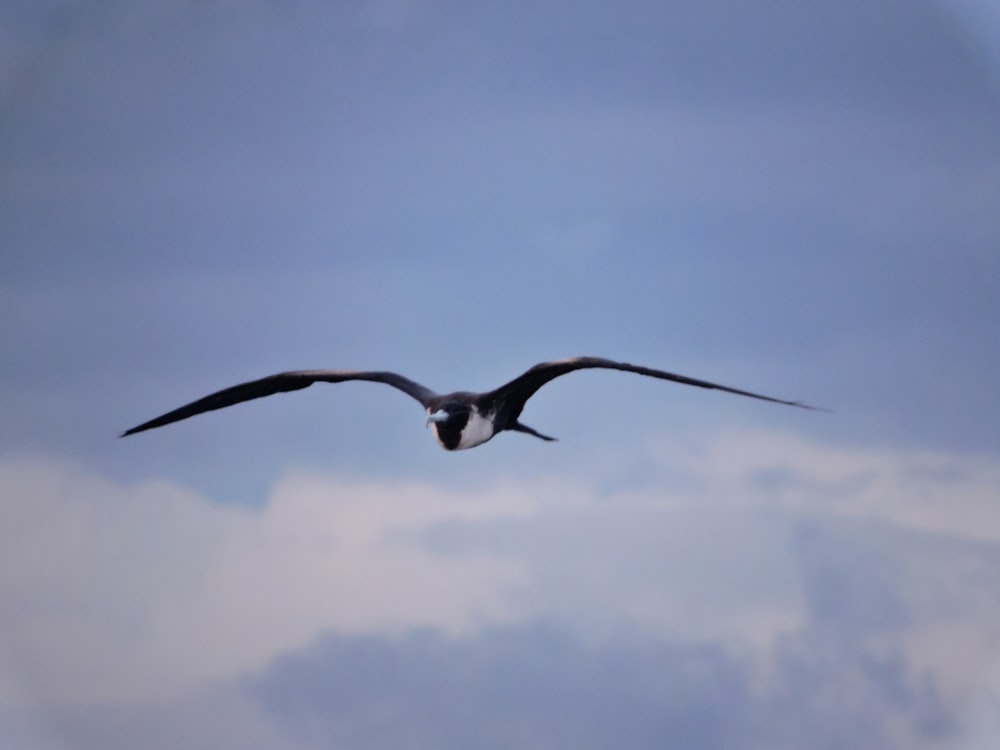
[632,430,1000,542]
[0,458,532,708]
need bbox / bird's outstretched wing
[486,356,823,421]
[121,370,439,437]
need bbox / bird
[121,356,823,450]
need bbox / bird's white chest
[456,409,496,449]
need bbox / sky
[1,0,999,748]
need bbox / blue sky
[2,1,999,748]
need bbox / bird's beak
[426,409,449,427]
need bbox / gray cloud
[242,621,952,750]
[0,693,308,750]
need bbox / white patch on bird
[456,407,497,450]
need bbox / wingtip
[796,401,833,413]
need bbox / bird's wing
[486,356,823,420]
[121,370,439,436]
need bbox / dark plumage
[121,356,823,450]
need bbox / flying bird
[121,356,822,450]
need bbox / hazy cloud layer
[246,622,954,750]
[3,431,999,747]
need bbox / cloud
[251,625,758,750]
[0,457,531,707]
[633,431,1000,542]
[0,692,309,750]
[0,432,1000,720]
[244,622,953,750]
[0,625,952,750]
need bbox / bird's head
[425,403,474,450]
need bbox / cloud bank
[2,430,998,748]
